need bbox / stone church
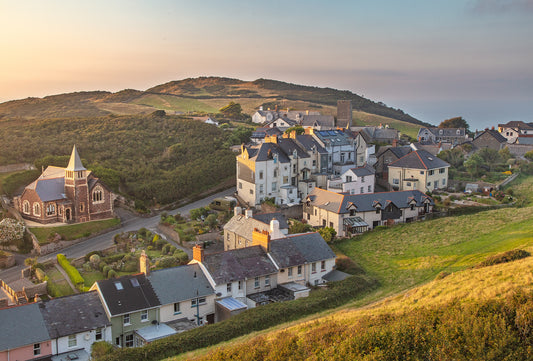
[14,146,114,224]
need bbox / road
[0,187,235,283]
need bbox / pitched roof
[247,142,291,163]
[301,115,334,128]
[39,291,110,339]
[294,134,328,154]
[66,145,86,171]
[427,128,466,137]
[474,129,507,143]
[96,273,160,317]
[314,129,352,146]
[498,121,533,130]
[269,232,336,268]
[307,187,434,214]
[388,150,450,170]
[34,177,67,202]
[277,138,309,159]
[201,246,277,284]
[0,303,50,351]
[252,212,289,229]
[349,164,375,177]
[224,212,288,242]
[148,264,214,305]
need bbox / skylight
[114,282,123,290]
[130,278,140,287]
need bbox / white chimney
[234,206,242,217]
[245,208,253,219]
[269,218,285,239]
[259,106,263,111]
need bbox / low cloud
[469,0,533,14]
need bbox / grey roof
[202,246,277,284]
[516,136,533,145]
[0,303,50,351]
[277,138,310,159]
[498,121,533,130]
[473,129,507,143]
[39,291,110,339]
[377,146,412,159]
[388,150,450,170]
[269,232,336,268]
[301,115,334,128]
[252,212,289,230]
[216,297,247,311]
[251,127,283,139]
[294,134,328,154]
[425,127,466,137]
[96,273,160,317]
[35,177,67,202]
[350,165,375,177]
[148,264,214,305]
[135,323,177,342]
[322,270,351,282]
[66,145,86,171]
[246,142,291,163]
[314,130,352,146]
[307,187,434,214]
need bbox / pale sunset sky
[1,0,532,128]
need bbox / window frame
[141,310,148,322]
[68,334,77,348]
[123,313,130,325]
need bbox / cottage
[327,164,376,194]
[388,150,450,192]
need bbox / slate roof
[148,264,214,305]
[201,246,277,284]
[294,134,328,154]
[34,177,67,202]
[96,273,160,317]
[349,164,375,177]
[277,138,310,159]
[301,115,335,128]
[314,130,352,146]
[307,187,434,214]
[251,127,283,140]
[269,232,336,269]
[474,129,507,143]
[66,145,86,171]
[0,303,50,351]
[246,142,291,163]
[376,146,412,159]
[388,150,450,170]
[498,121,533,130]
[253,212,289,229]
[426,128,466,137]
[39,291,110,339]
[224,212,289,243]
[516,136,533,145]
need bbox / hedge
[57,253,84,285]
[97,275,378,361]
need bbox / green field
[30,218,120,244]
[132,94,218,113]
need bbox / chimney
[234,206,242,217]
[306,110,309,115]
[193,244,204,263]
[140,250,150,275]
[269,218,284,240]
[305,127,313,135]
[252,228,271,252]
[275,105,279,111]
[392,139,398,147]
[290,130,297,139]
[245,208,253,219]
[259,106,263,111]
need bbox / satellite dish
[84,333,90,341]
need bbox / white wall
[52,327,112,355]
[159,295,215,324]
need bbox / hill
[0,77,429,131]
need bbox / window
[312,263,317,273]
[249,189,253,195]
[314,209,317,216]
[80,203,84,212]
[329,222,333,228]
[239,182,242,189]
[254,277,260,288]
[410,204,415,210]
[96,328,103,341]
[141,310,148,322]
[375,207,381,214]
[368,185,372,192]
[33,203,41,216]
[227,283,232,293]
[442,179,446,185]
[322,219,326,227]
[361,176,365,183]
[360,187,364,193]
[427,182,431,186]
[283,176,289,184]
[346,176,352,182]
[273,169,278,177]
[259,184,263,194]
[191,297,206,307]
[34,343,41,356]
[259,171,263,180]
[272,182,277,191]
[68,335,77,348]
[292,164,297,173]
[429,170,435,176]
[23,201,30,214]
[265,275,270,286]
[125,334,134,347]
[238,280,242,290]
[123,313,130,325]
[349,209,356,216]
[393,179,399,185]
[288,267,293,277]
[420,171,424,175]
[115,337,121,346]
[321,260,326,271]
[93,187,104,203]
[46,204,55,215]
[439,168,446,174]
[297,265,302,275]
[312,160,316,167]
[340,153,345,162]
[406,182,411,187]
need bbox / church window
[33,203,41,216]
[46,204,55,215]
[23,201,30,214]
[80,203,85,212]
[92,187,104,203]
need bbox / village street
[0,187,235,283]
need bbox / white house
[327,164,376,194]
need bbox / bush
[147,246,154,251]
[174,250,189,264]
[475,249,530,268]
[155,256,179,269]
[107,270,117,279]
[89,254,101,266]
[85,250,103,262]
[99,261,107,271]
[102,265,112,277]
[92,341,114,359]
[162,244,171,255]
[57,254,84,285]
[35,268,47,282]
[155,239,167,250]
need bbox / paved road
[0,187,235,283]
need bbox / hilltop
[0,77,428,129]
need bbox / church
[14,146,114,224]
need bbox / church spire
[66,145,86,171]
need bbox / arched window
[23,200,30,214]
[33,203,41,216]
[46,204,55,216]
[92,187,104,203]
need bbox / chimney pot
[193,244,204,263]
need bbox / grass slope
[29,218,120,244]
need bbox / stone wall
[0,252,15,269]
[24,281,48,297]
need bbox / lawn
[132,94,218,113]
[83,270,105,288]
[335,205,533,302]
[30,218,120,244]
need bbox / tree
[498,147,512,161]
[288,219,313,234]
[284,126,305,135]
[437,148,464,169]
[190,207,209,221]
[205,213,218,229]
[439,117,470,132]
[219,101,242,119]
[24,257,37,273]
[477,148,502,171]
[318,227,336,243]
[464,153,484,177]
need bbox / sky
[1,0,532,129]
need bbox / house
[417,127,468,145]
[264,116,298,130]
[223,207,288,250]
[252,109,280,124]
[387,150,450,192]
[0,303,52,360]
[410,140,450,156]
[312,129,358,175]
[374,146,412,188]
[189,243,279,313]
[300,114,335,130]
[14,145,114,224]
[39,291,112,358]
[498,121,533,143]
[354,126,400,145]
[304,187,434,237]
[147,263,216,326]
[327,165,376,194]
[204,117,219,126]
[250,127,283,144]
[472,129,508,151]
[91,273,165,348]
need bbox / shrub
[155,256,179,269]
[89,254,101,266]
[107,270,117,279]
[174,250,189,264]
[147,246,154,251]
[162,244,171,255]
[102,265,112,277]
[475,249,530,268]
[155,239,167,250]
[57,254,84,285]
[92,341,114,359]
[85,250,103,262]
[168,245,177,254]
[99,261,107,271]
[122,262,138,272]
[35,268,47,282]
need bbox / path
[54,263,79,294]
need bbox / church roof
[66,145,86,171]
